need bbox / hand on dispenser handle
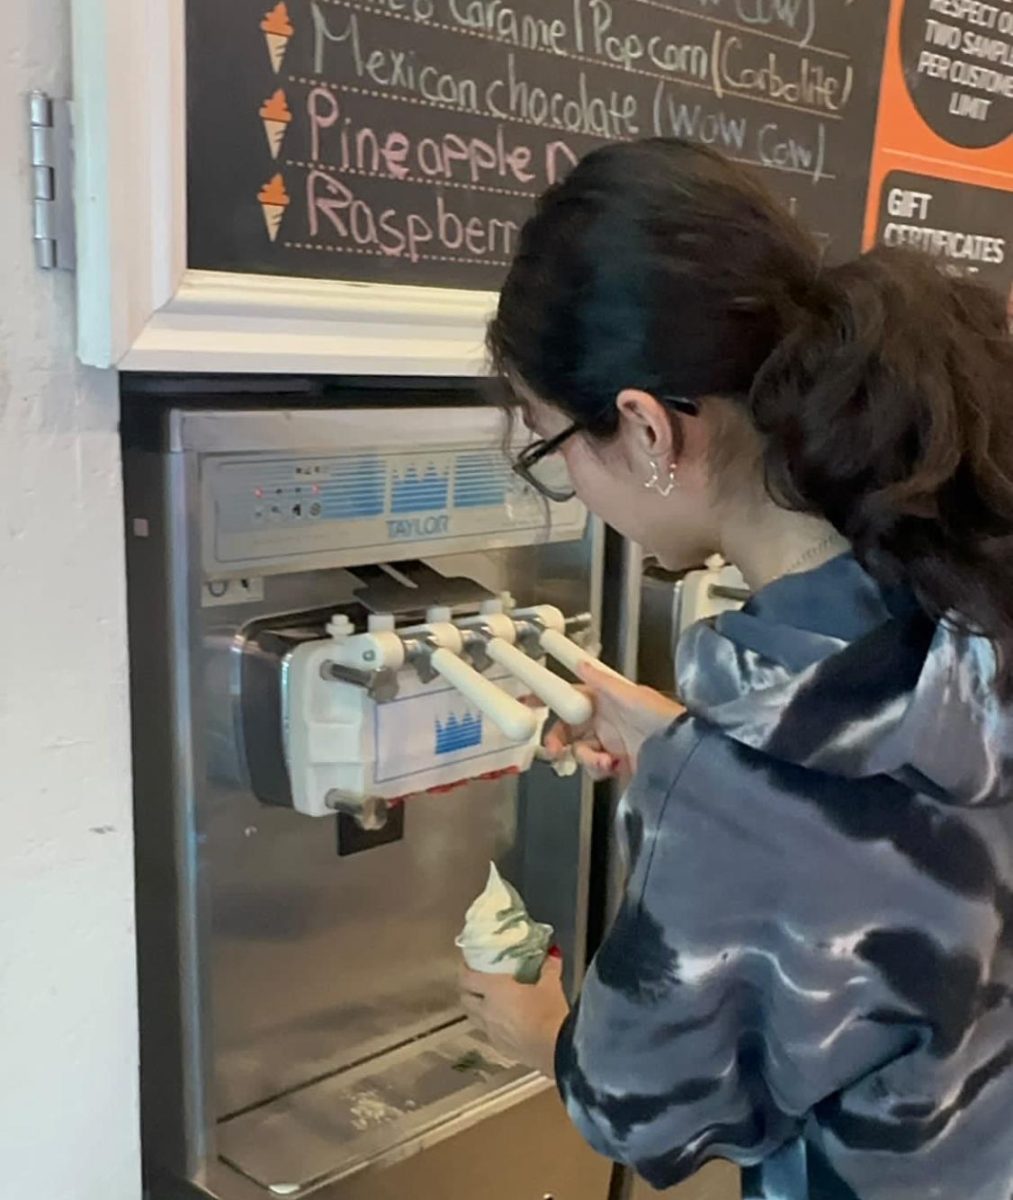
[543,663,685,780]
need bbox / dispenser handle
[485,638,592,726]
[430,648,538,743]
[539,629,627,684]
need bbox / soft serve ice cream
[456,863,553,984]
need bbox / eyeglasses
[512,423,581,502]
[511,397,700,504]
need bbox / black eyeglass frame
[512,422,582,502]
[511,395,700,503]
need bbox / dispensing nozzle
[326,791,389,831]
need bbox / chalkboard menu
[187,0,893,288]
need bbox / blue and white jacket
[556,554,1013,1199]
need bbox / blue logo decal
[454,452,509,509]
[391,464,450,514]
[317,456,386,519]
[435,712,483,755]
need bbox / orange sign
[864,0,1012,306]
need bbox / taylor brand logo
[435,712,483,755]
[387,514,450,540]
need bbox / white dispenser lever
[516,605,626,684]
[539,628,608,676]
[428,647,537,743]
[458,603,593,726]
[324,612,536,742]
[414,613,538,744]
[540,629,628,684]
[484,639,592,726]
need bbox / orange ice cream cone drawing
[261,2,294,74]
[260,89,293,159]
[258,174,290,243]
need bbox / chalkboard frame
[71,0,494,374]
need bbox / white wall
[0,0,141,1197]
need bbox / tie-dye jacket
[555,554,1013,1198]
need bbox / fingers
[541,953,564,982]
[459,965,517,998]
[544,708,616,773]
[577,662,686,732]
[545,720,623,780]
[573,740,618,780]
[459,964,486,1025]
[461,995,487,1030]
[458,964,487,995]
[575,660,640,703]
[543,719,576,759]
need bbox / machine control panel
[203,444,586,574]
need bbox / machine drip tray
[218,1020,539,1196]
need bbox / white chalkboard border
[71,0,493,374]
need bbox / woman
[459,139,1013,1199]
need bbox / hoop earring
[644,460,677,497]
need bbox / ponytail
[753,246,1013,686]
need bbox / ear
[615,389,677,461]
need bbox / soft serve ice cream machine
[124,402,613,1200]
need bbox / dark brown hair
[488,138,1013,684]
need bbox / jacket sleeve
[555,722,916,1190]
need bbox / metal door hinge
[29,91,76,271]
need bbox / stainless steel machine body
[124,403,611,1200]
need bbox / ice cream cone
[456,863,553,985]
[259,90,293,160]
[265,32,290,73]
[257,174,291,244]
[263,119,287,158]
[261,203,286,242]
[261,4,294,74]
